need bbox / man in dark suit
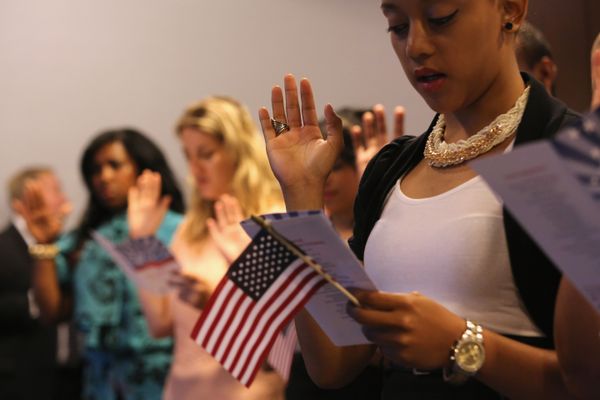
[0,167,72,400]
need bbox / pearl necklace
[424,86,530,168]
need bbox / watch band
[443,320,485,385]
[29,243,60,260]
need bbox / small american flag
[190,228,325,387]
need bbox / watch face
[455,340,485,373]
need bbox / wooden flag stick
[250,215,360,307]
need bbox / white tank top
[363,175,543,337]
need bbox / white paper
[92,232,181,294]
[242,212,377,346]
[471,140,600,312]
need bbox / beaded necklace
[424,86,530,168]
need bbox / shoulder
[516,76,581,145]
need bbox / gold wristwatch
[443,320,485,385]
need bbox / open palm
[258,75,343,209]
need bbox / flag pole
[250,215,361,307]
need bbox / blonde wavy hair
[176,96,282,243]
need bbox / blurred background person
[27,129,184,400]
[0,167,71,400]
[553,34,600,400]
[324,105,405,240]
[127,96,286,400]
[516,21,559,95]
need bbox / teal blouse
[56,211,182,354]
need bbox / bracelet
[29,243,60,260]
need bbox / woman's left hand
[347,290,465,370]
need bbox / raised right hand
[127,170,171,239]
[13,180,62,244]
[258,74,344,210]
[351,104,405,177]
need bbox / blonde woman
[128,96,285,400]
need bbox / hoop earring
[504,22,514,31]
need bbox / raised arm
[16,180,73,324]
[258,74,376,388]
[351,104,405,177]
[127,170,175,337]
[258,74,343,211]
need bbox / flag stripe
[205,287,244,353]
[200,280,237,348]
[267,322,297,381]
[239,273,325,385]
[217,296,257,364]
[222,259,307,371]
[190,274,231,340]
[234,268,323,382]
[214,295,254,361]
[226,261,310,373]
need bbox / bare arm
[553,278,600,400]
[257,75,377,387]
[14,180,73,324]
[478,330,573,400]
[32,258,73,324]
[294,309,376,388]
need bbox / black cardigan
[348,76,580,341]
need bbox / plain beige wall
[0,0,433,227]
[1,1,595,228]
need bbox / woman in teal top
[30,129,185,400]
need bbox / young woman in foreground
[258,0,580,398]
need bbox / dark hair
[516,22,554,69]
[74,128,184,248]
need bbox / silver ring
[270,118,290,136]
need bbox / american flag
[190,228,326,387]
